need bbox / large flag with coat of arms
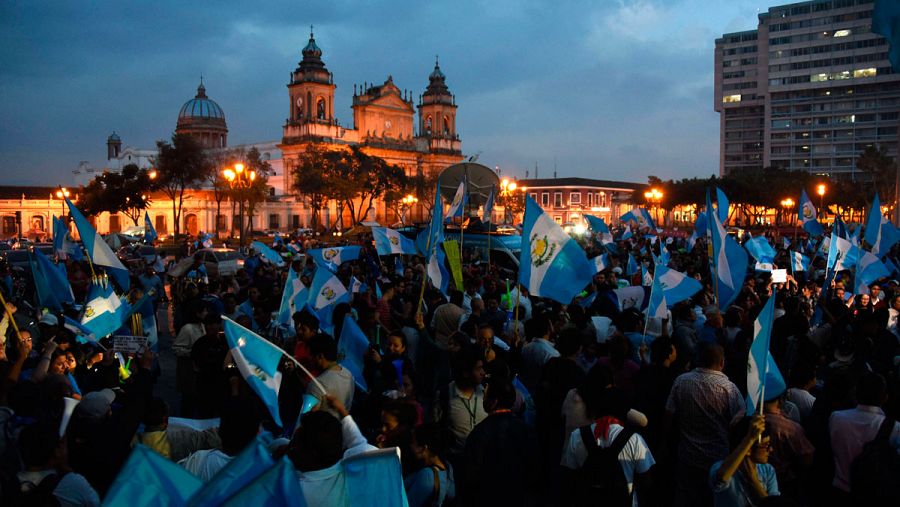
[372,227,418,256]
[223,317,284,426]
[798,189,824,237]
[307,246,362,271]
[519,196,595,304]
[307,267,350,330]
[66,198,130,291]
[81,280,130,340]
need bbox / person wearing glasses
[709,414,780,507]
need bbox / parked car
[197,248,244,278]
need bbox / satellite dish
[437,162,500,208]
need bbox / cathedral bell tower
[288,28,336,126]
[417,56,457,140]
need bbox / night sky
[0,0,766,185]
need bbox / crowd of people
[0,220,899,506]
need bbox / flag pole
[415,229,434,317]
[0,288,23,343]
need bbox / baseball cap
[75,389,116,421]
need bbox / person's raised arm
[715,414,764,485]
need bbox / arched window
[306,92,312,119]
[425,115,433,135]
[317,97,326,120]
[30,215,45,232]
[443,116,450,136]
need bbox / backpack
[576,425,634,507]
[849,417,900,504]
[8,472,66,507]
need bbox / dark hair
[412,422,446,457]
[582,363,615,418]
[595,388,629,421]
[309,333,338,362]
[485,378,517,411]
[696,341,724,369]
[452,346,484,383]
[294,309,320,331]
[218,400,262,456]
[555,328,582,357]
[290,411,343,472]
[145,397,170,427]
[788,360,816,389]
[448,290,464,307]
[18,421,59,468]
[856,372,886,406]
[526,316,551,339]
[382,399,418,429]
[650,336,674,366]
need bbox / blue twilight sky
[0,0,768,186]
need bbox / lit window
[853,68,877,78]
[553,192,563,207]
[570,192,581,204]
[833,29,851,37]
[723,94,742,103]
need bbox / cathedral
[47,31,465,238]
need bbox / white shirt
[310,365,355,418]
[561,423,655,507]
[179,449,232,481]
[296,415,377,507]
[829,404,900,491]
[787,388,816,422]
[17,470,99,507]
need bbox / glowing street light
[780,198,795,226]
[148,169,157,180]
[55,186,70,219]
[816,183,826,218]
[400,194,418,224]
[223,162,256,249]
[644,188,664,224]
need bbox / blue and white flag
[518,196,595,304]
[53,215,82,261]
[417,181,445,256]
[641,264,653,286]
[656,242,671,267]
[350,276,365,294]
[592,253,609,273]
[445,180,467,221]
[612,285,650,312]
[686,229,699,252]
[620,208,656,230]
[655,265,702,306]
[707,189,749,311]
[827,233,858,273]
[187,436,276,507]
[585,215,614,246]
[427,245,451,294]
[31,250,74,311]
[373,227,418,256]
[343,447,410,507]
[64,315,97,344]
[483,185,495,224]
[745,237,776,265]
[746,296,786,414]
[251,241,285,267]
[66,199,130,291]
[856,249,890,291]
[646,270,667,320]
[625,253,639,277]
[790,251,810,273]
[277,268,308,328]
[715,187,730,225]
[307,246,362,271]
[307,267,349,330]
[338,314,369,392]
[620,224,633,241]
[200,232,213,249]
[144,213,158,244]
[81,281,130,340]
[833,215,850,241]
[272,233,284,247]
[864,193,900,256]
[105,445,203,507]
[394,256,404,276]
[223,317,284,426]
[799,189,824,237]
[221,458,305,507]
[782,237,791,250]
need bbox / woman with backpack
[405,423,455,507]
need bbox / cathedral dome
[178,82,225,121]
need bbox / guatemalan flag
[372,227,418,256]
[445,180,467,222]
[427,245,451,294]
[593,253,609,273]
[799,189,824,237]
[620,208,656,230]
[856,249,890,294]
[745,236,776,271]
[654,265,702,306]
[827,233,858,274]
[790,252,811,274]
[223,317,283,426]
[518,196,595,304]
[276,267,308,328]
[746,296,786,414]
[646,269,668,320]
[81,280,130,340]
[338,314,370,392]
[483,185,495,224]
[864,193,900,256]
[707,189,749,311]
[66,199,130,291]
[307,246,362,272]
[625,253,639,277]
[251,241,285,267]
[144,212,158,244]
[417,181,445,256]
[585,215,615,247]
[307,267,350,331]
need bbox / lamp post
[500,179,520,224]
[644,188,663,225]
[223,163,256,250]
[816,184,826,221]
[400,194,418,225]
[55,187,70,221]
[780,198,795,226]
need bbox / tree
[857,145,897,208]
[79,164,157,225]
[241,147,272,235]
[154,134,212,238]
[292,144,332,232]
[208,150,237,237]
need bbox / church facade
[5,32,464,239]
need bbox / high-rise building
[715,0,899,179]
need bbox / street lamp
[223,162,256,250]
[400,194,418,224]
[55,186,70,220]
[644,188,663,225]
[148,169,157,180]
[500,179,522,224]
[816,183,826,219]
[780,198,795,226]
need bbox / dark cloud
[0,0,749,185]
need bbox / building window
[292,215,301,229]
[587,193,593,207]
[541,193,549,206]
[553,192,563,207]
[2,217,16,236]
[425,115,433,135]
[216,215,227,232]
[723,94,742,103]
[530,193,537,202]
[269,214,280,230]
[30,215,44,232]
[108,215,120,233]
[554,216,562,224]
[155,215,167,234]
[443,116,451,136]
[569,192,581,204]
[317,97,326,120]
